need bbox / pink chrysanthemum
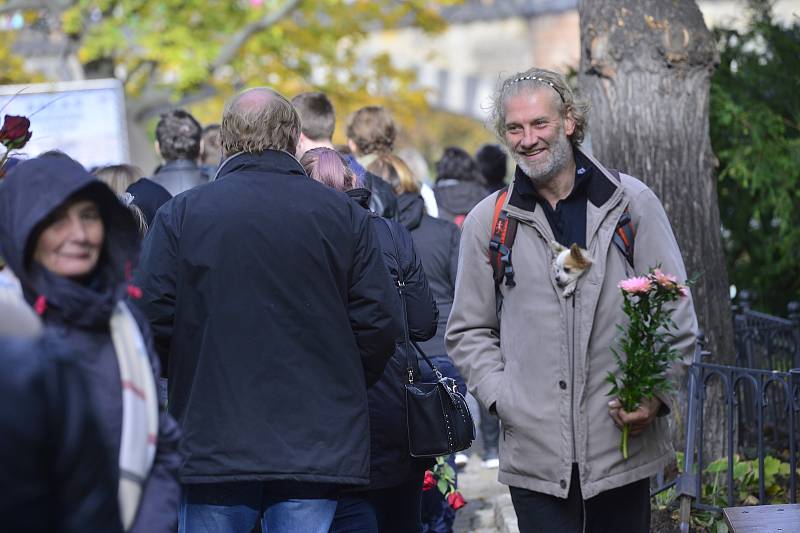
[652,269,679,289]
[618,276,652,294]
[679,286,689,298]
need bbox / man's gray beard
[510,130,573,187]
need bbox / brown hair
[291,92,336,141]
[367,154,419,195]
[94,164,143,195]
[345,106,397,156]
[300,148,356,193]
[221,88,301,157]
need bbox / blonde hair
[491,67,590,147]
[367,154,420,195]
[94,164,143,195]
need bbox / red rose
[0,115,33,150]
[423,471,436,491]
[447,491,466,510]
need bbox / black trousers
[509,465,650,533]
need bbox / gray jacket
[446,149,697,498]
[151,159,207,196]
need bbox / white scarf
[109,301,159,530]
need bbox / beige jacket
[445,150,697,498]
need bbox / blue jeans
[179,482,338,533]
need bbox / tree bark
[578,0,733,460]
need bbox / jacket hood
[0,155,140,327]
[346,187,373,210]
[433,180,487,214]
[397,193,425,231]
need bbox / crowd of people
[0,67,696,533]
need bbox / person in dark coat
[150,109,208,196]
[134,88,402,533]
[476,143,508,194]
[0,154,182,533]
[0,308,123,533]
[368,154,466,533]
[300,147,438,533]
[125,177,172,227]
[433,147,488,227]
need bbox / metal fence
[733,296,800,450]
[657,300,800,530]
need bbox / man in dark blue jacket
[135,87,402,533]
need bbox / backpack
[488,181,636,288]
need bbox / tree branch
[131,0,302,121]
[211,0,302,71]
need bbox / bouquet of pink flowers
[607,268,688,459]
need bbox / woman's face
[33,199,105,279]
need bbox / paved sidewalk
[453,454,518,533]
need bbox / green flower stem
[621,424,630,460]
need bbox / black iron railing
[668,328,800,530]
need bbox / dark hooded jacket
[347,188,438,489]
[0,155,182,533]
[0,331,123,533]
[433,179,488,227]
[397,193,460,358]
[133,150,402,487]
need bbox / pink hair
[300,147,356,193]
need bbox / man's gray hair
[221,88,301,157]
[490,68,590,147]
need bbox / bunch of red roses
[422,456,467,510]
[0,114,33,179]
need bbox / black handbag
[404,341,476,458]
[383,219,476,458]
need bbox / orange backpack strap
[488,188,517,287]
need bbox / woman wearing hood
[0,154,181,532]
[300,147,438,533]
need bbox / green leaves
[609,269,687,457]
[712,3,800,313]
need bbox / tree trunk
[578,0,733,460]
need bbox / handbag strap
[380,218,442,383]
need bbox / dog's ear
[550,240,567,254]
[569,243,593,268]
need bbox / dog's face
[550,241,593,290]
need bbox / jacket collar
[346,187,372,210]
[157,159,200,173]
[503,147,626,236]
[215,150,306,180]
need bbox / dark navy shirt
[514,151,594,248]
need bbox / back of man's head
[346,106,397,156]
[475,144,507,185]
[291,92,335,142]
[200,124,222,167]
[221,88,300,157]
[155,109,202,161]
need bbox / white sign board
[0,79,129,170]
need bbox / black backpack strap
[488,188,517,288]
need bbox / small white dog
[550,241,593,297]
